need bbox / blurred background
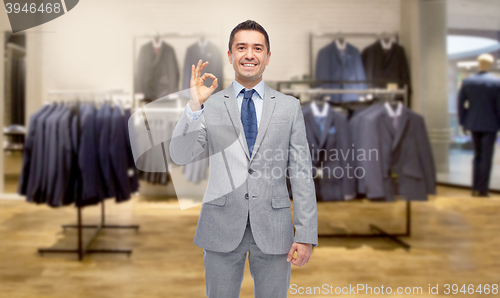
[0,0,499,297]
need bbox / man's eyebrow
[235,42,266,48]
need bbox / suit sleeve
[338,115,356,199]
[169,103,208,165]
[287,98,318,246]
[399,47,412,95]
[416,116,436,195]
[354,49,368,90]
[458,82,467,126]
[358,115,385,198]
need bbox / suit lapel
[304,104,322,145]
[382,113,396,138]
[250,84,276,163]
[392,108,409,151]
[223,84,250,160]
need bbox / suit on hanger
[315,41,367,103]
[43,104,66,206]
[361,41,411,94]
[110,105,132,203]
[135,41,180,101]
[348,104,381,194]
[302,103,355,201]
[26,103,57,203]
[97,103,116,198]
[182,40,223,93]
[52,105,77,207]
[77,104,103,206]
[357,104,436,201]
[123,108,140,193]
[458,71,500,193]
[18,104,50,196]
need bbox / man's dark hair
[228,20,270,54]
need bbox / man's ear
[227,50,233,64]
[266,51,271,65]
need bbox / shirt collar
[311,101,329,117]
[233,79,265,99]
[384,101,403,117]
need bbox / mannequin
[458,53,500,197]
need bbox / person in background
[458,53,500,197]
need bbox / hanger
[335,36,346,51]
[152,31,162,49]
[198,33,208,47]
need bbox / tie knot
[242,89,255,100]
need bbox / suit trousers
[202,216,291,298]
[471,131,497,192]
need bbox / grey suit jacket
[170,83,318,254]
[135,41,179,101]
[356,104,436,201]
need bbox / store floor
[0,187,499,298]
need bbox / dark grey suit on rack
[18,104,50,196]
[110,105,131,203]
[98,104,116,198]
[135,41,180,101]
[182,41,223,93]
[52,106,76,207]
[361,41,411,94]
[26,104,57,203]
[302,103,355,201]
[43,104,66,206]
[458,71,500,193]
[356,104,436,201]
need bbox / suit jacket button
[248,169,254,174]
[245,193,249,199]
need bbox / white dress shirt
[185,80,265,127]
[384,101,403,129]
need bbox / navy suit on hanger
[302,102,355,201]
[315,41,367,103]
[110,106,131,203]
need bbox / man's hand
[189,59,218,111]
[287,242,313,267]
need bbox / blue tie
[316,116,325,134]
[241,89,258,157]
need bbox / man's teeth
[243,64,256,66]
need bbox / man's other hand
[287,242,313,267]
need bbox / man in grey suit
[169,20,318,298]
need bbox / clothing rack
[38,90,139,261]
[279,83,409,107]
[281,84,412,250]
[309,31,399,79]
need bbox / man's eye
[255,47,262,51]
[238,47,245,50]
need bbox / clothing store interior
[1,0,500,297]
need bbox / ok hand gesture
[189,59,218,111]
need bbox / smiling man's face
[228,30,271,87]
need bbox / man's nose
[244,48,255,60]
